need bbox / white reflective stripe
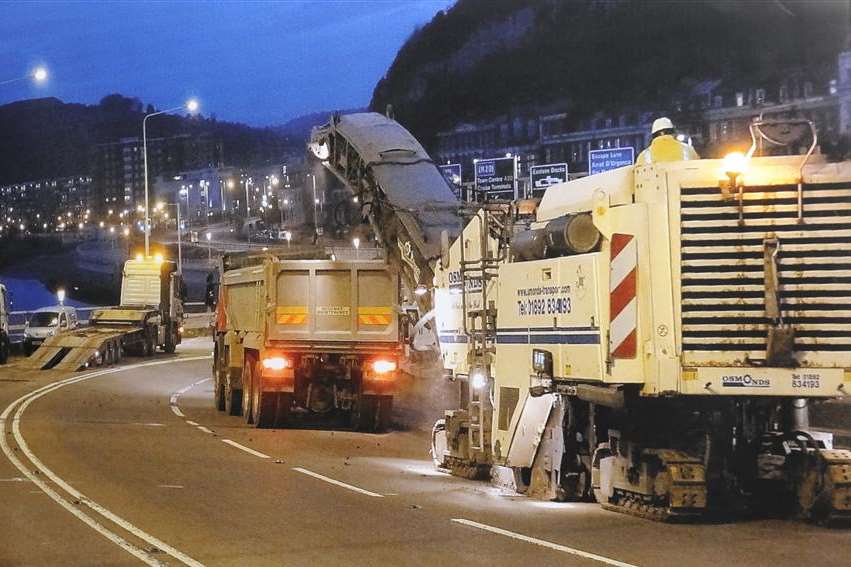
[610,298,637,351]
[609,237,637,291]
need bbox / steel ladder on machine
[459,206,510,453]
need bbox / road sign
[438,164,463,199]
[474,157,517,200]
[588,147,635,175]
[529,163,568,198]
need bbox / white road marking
[221,439,271,459]
[196,426,214,435]
[293,467,384,498]
[158,484,185,489]
[170,405,185,417]
[0,477,30,482]
[451,519,639,567]
[0,356,210,567]
[185,420,199,426]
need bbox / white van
[24,305,79,356]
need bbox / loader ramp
[20,327,127,371]
[310,112,463,298]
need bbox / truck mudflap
[797,449,851,523]
[19,327,128,371]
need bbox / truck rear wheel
[214,375,226,411]
[242,355,256,424]
[224,379,242,416]
[164,325,177,354]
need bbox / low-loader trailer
[213,253,402,431]
[23,256,184,371]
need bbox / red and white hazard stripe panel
[609,233,637,359]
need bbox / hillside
[0,94,297,185]
[370,0,848,148]
[273,107,365,143]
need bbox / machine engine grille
[680,182,851,366]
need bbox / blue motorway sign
[588,147,635,175]
[438,163,463,199]
[529,163,568,198]
[474,157,517,200]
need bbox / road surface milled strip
[0,357,210,567]
[451,519,639,567]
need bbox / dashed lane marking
[221,439,271,459]
[293,467,384,498]
[185,420,199,426]
[197,426,214,435]
[451,518,639,567]
[0,356,210,567]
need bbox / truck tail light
[372,359,397,374]
[262,356,291,371]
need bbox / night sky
[0,1,452,125]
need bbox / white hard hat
[651,117,674,135]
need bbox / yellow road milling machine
[213,252,403,431]
[22,255,184,370]
[309,112,850,522]
[432,146,851,522]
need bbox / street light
[1,66,48,86]
[143,98,200,256]
[159,202,184,273]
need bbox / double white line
[0,357,210,567]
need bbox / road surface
[1,338,849,566]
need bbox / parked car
[24,305,79,356]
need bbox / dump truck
[23,255,184,371]
[431,139,851,522]
[213,253,403,430]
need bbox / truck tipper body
[22,256,184,371]
[213,254,402,430]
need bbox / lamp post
[0,66,48,86]
[158,201,183,273]
[142,98,199,257]
[244,178,253,218]
[206,231,212,263]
